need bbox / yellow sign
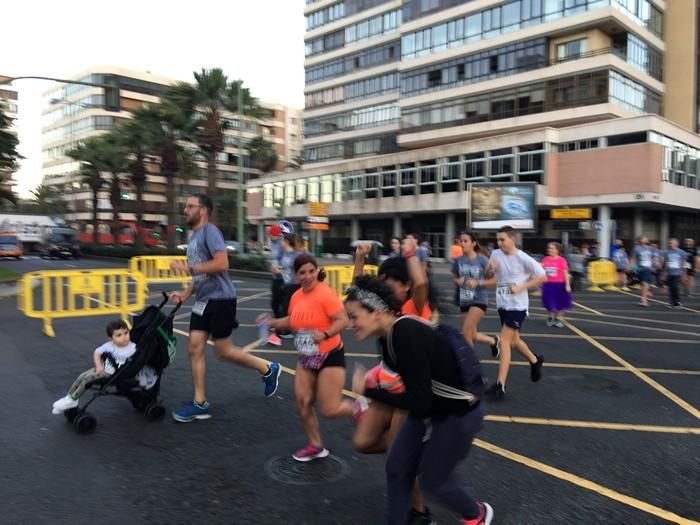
[550,208,592,220]
[69,274,103,295]
[308,202,329,217]
[307,222,329,231]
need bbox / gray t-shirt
[663,248,687,276]
[279,250,299,284]
[451,254,490,306]
[633,245,654,269]
[187,223,236,301]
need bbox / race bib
[192,300,208,317]
[497,283,514,296]
[640,254,652,268]
[544,266,558,277]
[460,287,475,302]
[295,330,319,356]
[668,259,680,270]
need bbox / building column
[351,217,360,241]
[599,205,612,259]
[445,212,456,256]
[393,216,402,238]
[660,211,670,246]
[633,208,643,240]
[257,223,264,244]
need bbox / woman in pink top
[541,242,572,327]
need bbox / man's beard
[186,212,199,227]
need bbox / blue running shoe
[262,362,282,397]
[172,400,211,422]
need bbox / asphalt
[0,256,698,525]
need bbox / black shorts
[189,298,239,339]
[498,309,527,330]
[460,303,487,313]
[299,346,346,371]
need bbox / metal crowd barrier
[129,255,189,292]
[17,269,145,337]
[323,264,378,298]
[587,260,617,292]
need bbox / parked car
[0,232,23,259]
[38,227,80,259]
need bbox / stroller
[64,292,181,434]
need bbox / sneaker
[546,316,555,327]
[172,400,212,422]
[530,354,544,382]
[262,362,282,397]
[461,502,494,525]
[279,332,294,339]
[351,396,369,423]
[637,301,649,307]
[485,382,505,401]
[554,319,565,328]
[490,335,500,358]
[407,506,439,525]
[267,333,282,346]
[292,443,329,462]
[52,394,78,414]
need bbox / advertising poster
[469,183,536,230]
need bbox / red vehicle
[79,225,163,247]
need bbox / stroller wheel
[64,407,79,423]
[73,413,97,434]
[145,402,166,421]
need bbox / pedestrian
[267,221,294,346]
[682,238,697,296]
[662,238,687,308]
[449,237,463,261]
[51,320,157,414]
[631,236,654,307]
[482,226,546,400]
[345,276,493,525]
[270,232,302,340]
[452,231,499,354]
[541,242,572,327]
[388,236,402,258]
[169,194,281,422]
[612,239,629,288]
[264,253,356,462]
[566,247,585,292]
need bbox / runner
[387,236,402,258]
[662,238,687,309]
[612,239,630,289]
[267,221,294,346]
[345,275,493,525]
[683,238,697,297]
[169,194,281,422]
[264,253,355,462]
[451,231,499,354]
[272,232,302,339]
[483,226,546,401]
[541,242,572,327]
[631,235,654,307]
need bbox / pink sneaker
[460,502,493,525]
[267,333,282,346]
[292,443,329,462]
[351,396,369,423]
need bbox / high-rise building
[248,0,700,257]
[0,75,19,198]
[40,66,302,239]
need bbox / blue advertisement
[469,183,537,230]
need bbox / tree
[67,138,110,243]
[0,100,21,206]
[248,136,279,174]
[163,69,264,207]
[289,154,305,171]
[29,184,62,214]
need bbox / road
[0,256,698,524]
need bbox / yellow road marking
[522,333,700,344]
[563,316,700,338]
[474,439,700,525]
[485,415,700,434]
[572,301,604,316]
[615,288,700,314]
[563,320,700,420]
[569,312,698,328]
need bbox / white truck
[0,214,68,251]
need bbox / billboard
[468,183,537,231]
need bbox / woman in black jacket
[345,276,493,525]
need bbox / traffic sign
[550,208,592,220]
[593,221,603,231]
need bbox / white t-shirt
[95,341,158,389]
[489,249,545,313]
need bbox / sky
[3,0,306,197]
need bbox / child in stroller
[51,293,180,434]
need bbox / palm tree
[289,154,305,170]
[163,69,264,206]
[0,100,21,206]
[248,136,279,174]
[99,134,129,238]
[30,184,62,213]
[67,138,109,243]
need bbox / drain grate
[265,455,350,485]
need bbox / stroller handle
[160,291,184,318]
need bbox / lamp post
[236,81,245,246]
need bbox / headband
[347,286,390,313]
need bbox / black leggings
[385,405,484,524]
[667,275,681,306]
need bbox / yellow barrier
[587,260,616,292]
[129,255,190,292]
[17,269,145,337]
[324,264,378,298]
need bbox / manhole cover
[265,455,350,485]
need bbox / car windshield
[50,233,76,243]
[0,235,18,244]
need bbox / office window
[556,38,586,60]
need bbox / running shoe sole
[482,502,494,525]
[292,448,330,462]
[171,411,212,423]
